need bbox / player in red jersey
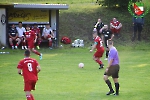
[17,50,41,100]
[31,23,42,49]
[90,28,105,69]
[110,18,122,37]
[24,25,42,60]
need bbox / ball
[78,63,84,68]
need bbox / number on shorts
[27,63,33,72]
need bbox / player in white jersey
[16,21,27,50]
[42,24,54,49]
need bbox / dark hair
[33,23,37,26]
[26,24,30,27]
[18,21,22,24]
[24,50,30,57]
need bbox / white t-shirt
[42,28,53,36]
[16,27,26,37]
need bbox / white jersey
[42,28,53,36]
[16,27,26,37]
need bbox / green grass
[0,46,150,100]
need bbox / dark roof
[0,3,69,10]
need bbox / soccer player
[42,24,54,49]
[17,50,41,100]
[24,25,42,60]
[110,18,122,37]
[90,29,104,69]
[94,18,104,37]
[16,21,27,50]
[8,24,21,49]
[101,25,114,60]
[103,40,120,96]
[31,23,42,49]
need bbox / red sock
[38,40,41,46]
[16,44,19,46]
[33,50,41,56]
[30,94,35,100]
[26,95,32,100]
[49,40,52,47]
[95,59,102,65]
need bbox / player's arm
[17,68,23,76]
[110,33,114,40]
[90,42,97,52]
[37,65,41,73]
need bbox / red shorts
[28,42,34,49]
[42,34,52,40]
[111,28,121,34]
[24,80,37,91]
[94,48,104,58]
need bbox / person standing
[103,40,120,96]
[94,18,104,37]
[17,50,41,100]
[90,29,104,69]
[8,24,21,49]
[101,25,114,60]
[110,18,122,37]
[24,25,42,60]
[31,23,42,49]
[132,16,144,41]
[16,21,27,50]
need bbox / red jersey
[17,58,39,82]
[31,27,40,34]
[25,30,36,42]
[94,36,104,51]
[110,21,120,27]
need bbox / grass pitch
[0,46,150,100]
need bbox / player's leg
[93,54,104,69]
[132,24,137,41]
[9,38,14,49]
[103,68,114,95]
[31,48,41,56]
[15,38,21,49]
[137,24,143,41]
[112,65,120,95]
[24,81,33,100]
[36,38,42,49]
[48,37,53,49]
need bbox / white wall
[0,8,6,46]
[51,10,57,37]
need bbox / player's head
[24,50,30,57]
[11,24,15,28]
[33,23,38,28]
[113,18,117,22]
[107,39,113,47]
[18,21,22,27]
[98,18,101,22]
[92,28,98,38]
[26,24,30,31]
[46,23,51,29]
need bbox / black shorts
[104,64,120,78]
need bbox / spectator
[16,21,27,50]
[110,18,122,37]
[94,18,104,37]
[101,25,114,60]
[8,24,21,49]
[132,15,144,41]
[42,24,54,49]
[31,23,42,49]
